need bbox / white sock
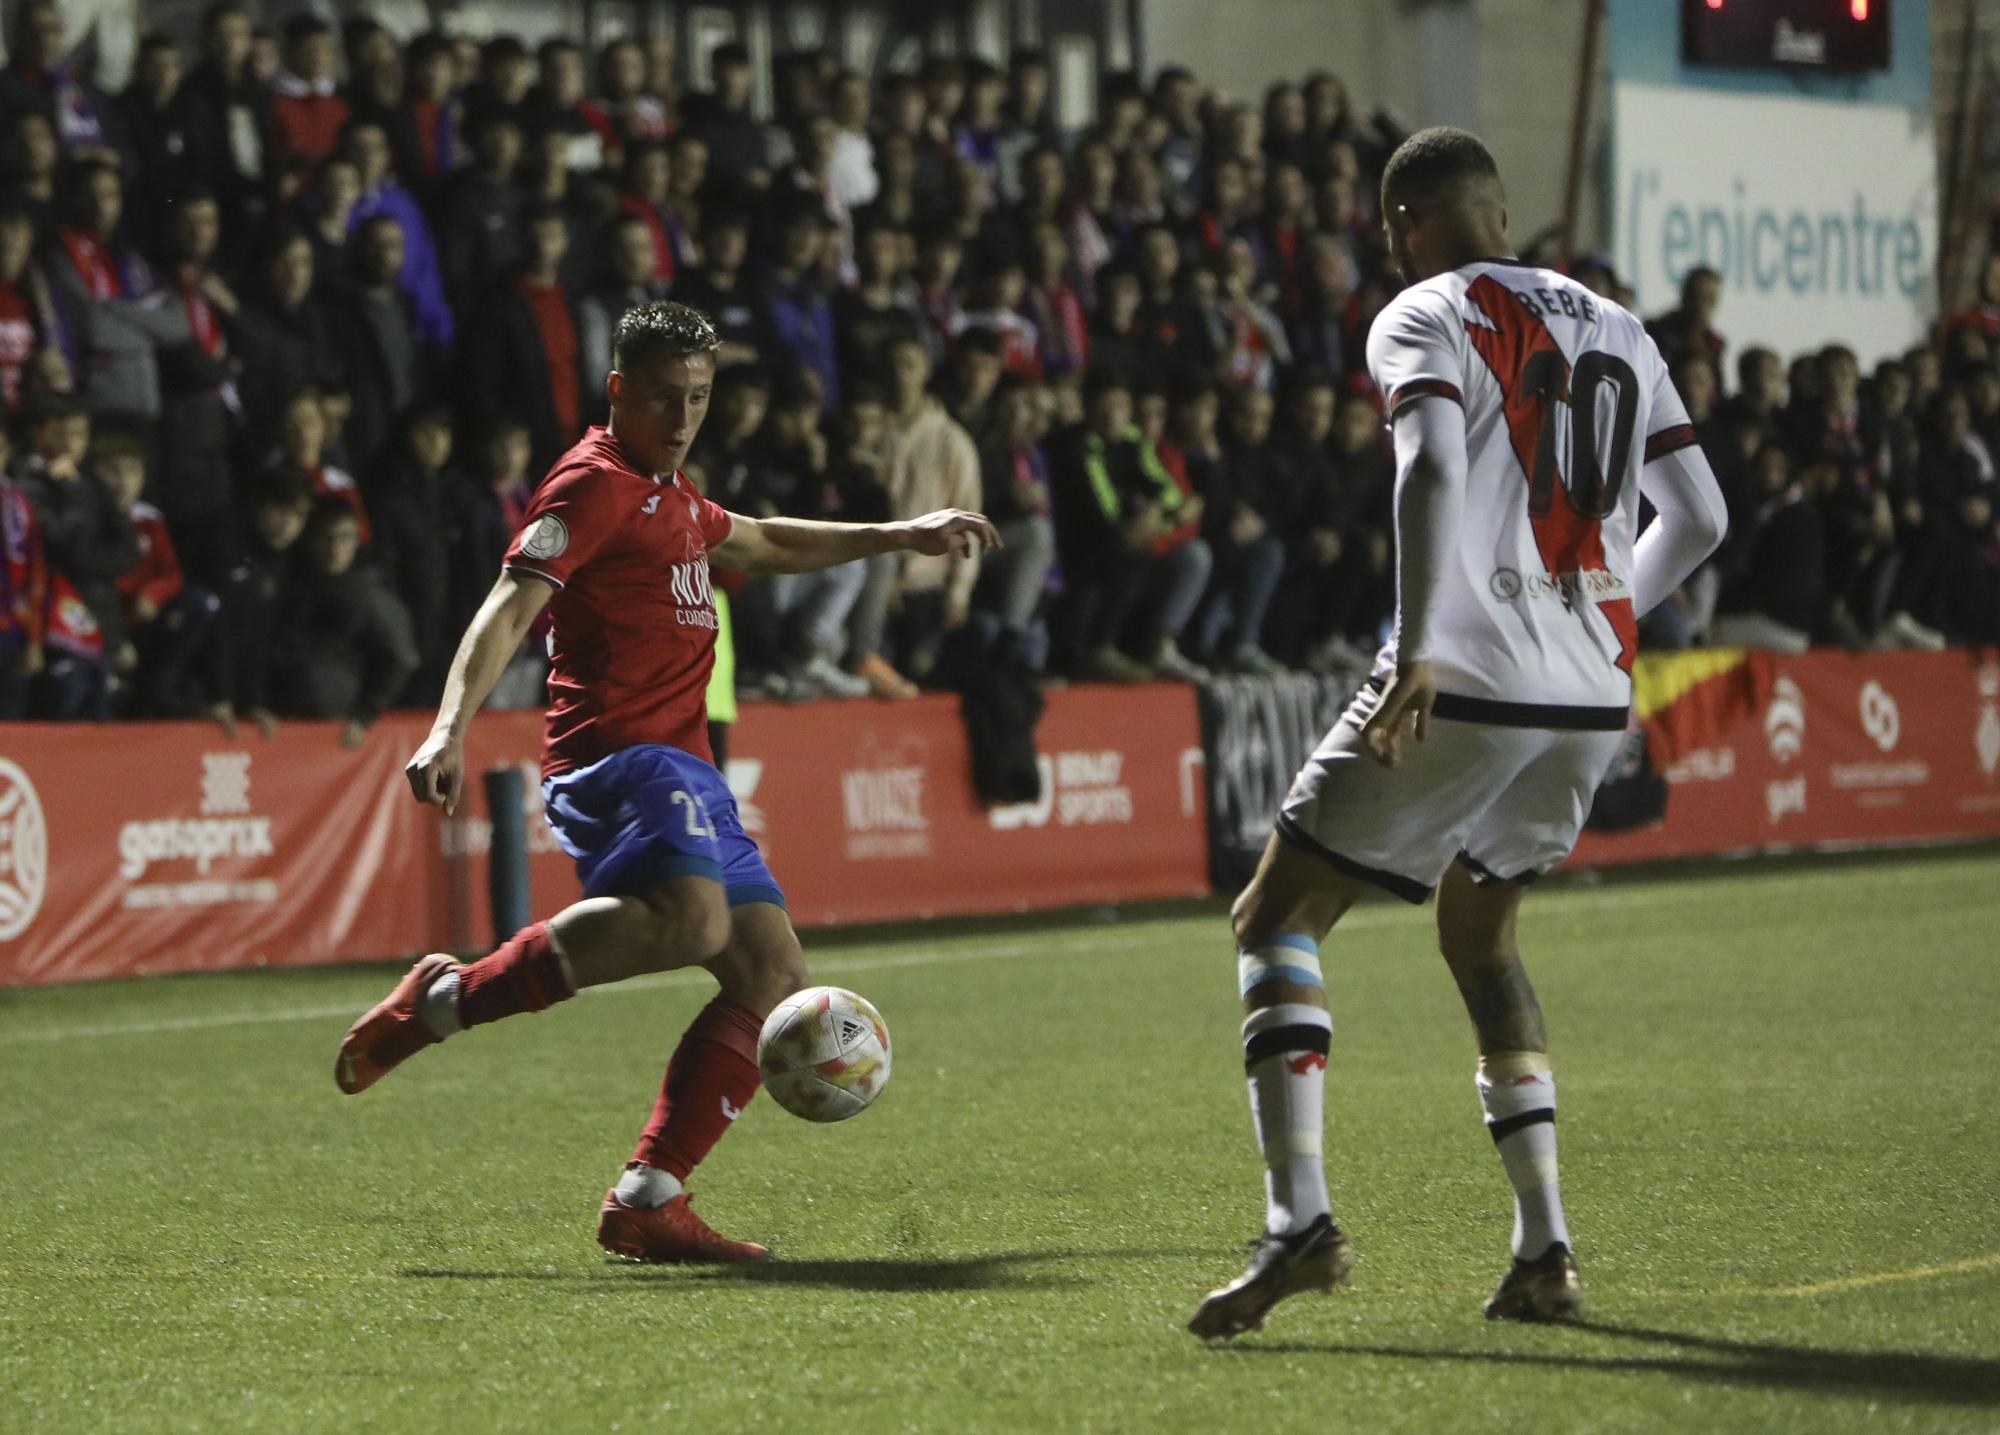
[613,1162,683,1210]
[1243,1001,1334,1236]
[1477,1052,1570,1260]
[417,970,463,1038]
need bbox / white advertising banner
[1614,82,1937,366]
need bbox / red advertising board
[0,683,1210,987]
[1570,647,2000,867]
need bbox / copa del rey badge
[520,514,568,560]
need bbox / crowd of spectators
[0,1,1994,733]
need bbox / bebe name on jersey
[669,559,718,628]
[1489,567,1631,605]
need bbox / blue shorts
[540,744,785,908]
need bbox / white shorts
[1277,688,1626,903]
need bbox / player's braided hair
[1379,126,1500,213]
[612,300,721,372]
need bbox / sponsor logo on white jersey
[1489,567,1631,605]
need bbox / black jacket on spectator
[218,527,289,713]
[1720,489,1826,636]
[674,270,771,365]
[273,564,419,724]
[178,62,272,226]
[459,274,587,475]
[436,170,526,315]
[232,288,351,444]
[22,466,139,657]
[333,282,426,475]
[368,462,458,703]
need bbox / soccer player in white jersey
[1188,128,1729,1339]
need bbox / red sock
[456,921,575,1029]
[632,997,764,1180]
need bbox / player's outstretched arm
[1633,444,1728,617]
[405,570,554,815]
[710,509,1002,575]
[1360,396,1468,768]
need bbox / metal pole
[484,765,532,945]
[1558,0,1606,262]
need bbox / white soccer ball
[757,986,892,1122]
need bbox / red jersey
[504,426,734,778]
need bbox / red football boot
[595,1190,771,1264]
[334,953,461,1095]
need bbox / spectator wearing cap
[180,1,271,227]
[437,109,526,314]
[269,14,348,189]
[272,497,416,746]
[461,205,585,474]
[760,203,841,406]
[345,117,453,348]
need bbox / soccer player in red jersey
[334,301,998,1262]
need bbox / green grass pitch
[2,849,1997,1434]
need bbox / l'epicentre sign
[1614,82,1936,364]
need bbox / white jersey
[1365,258,1696,719]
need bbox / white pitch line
[1,858,1987,1047]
